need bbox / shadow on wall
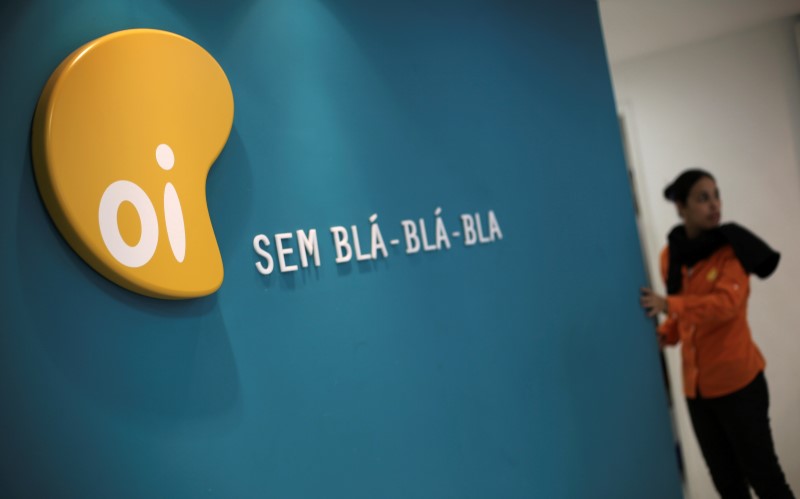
[162,0,259,47]
[16,130,243,430]
[207,127,254,258]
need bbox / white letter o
[99,180,159,268]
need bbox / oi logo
[32,29,234,299]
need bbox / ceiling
[598,0,800,65]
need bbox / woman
[640,169,794,499]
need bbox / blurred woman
[640,169,793,499]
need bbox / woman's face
[678,176,721,234]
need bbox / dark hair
[663,169,715,204]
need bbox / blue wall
[0,1,683,497]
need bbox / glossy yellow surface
[32,29,234,299]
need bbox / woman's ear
[676,202,686,220]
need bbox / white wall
[609,17,800,499]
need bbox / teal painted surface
[0,0,683,497]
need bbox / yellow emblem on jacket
[706,267,719,282]
[32,29,234,299]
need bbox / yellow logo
[32,29,234,299]
[707,268,719,282]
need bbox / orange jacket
[658,245,765,398]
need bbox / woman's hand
[640,287,668,317]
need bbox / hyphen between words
[253,209,502,275]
